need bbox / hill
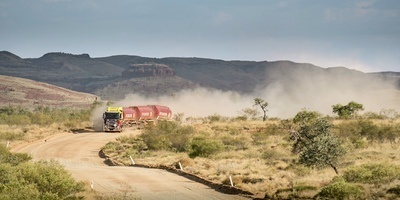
[1,51,399,117]
[0,75,97,108]
[1,51,399,98]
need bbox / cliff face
[122,63,174,78]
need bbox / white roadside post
[129,155,135,165]
[6,141,10,148]
[229,176,234,187]
[178,162,183,171]
[90,180,94,190]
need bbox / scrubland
[1,105,400,199]
[102,114,400,199]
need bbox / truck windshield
[104,112,120,119]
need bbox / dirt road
[11,129,251,199]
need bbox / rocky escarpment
[122,63,174,78]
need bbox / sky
[1,0,399,72]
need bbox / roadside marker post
[90,180,94,190]
[229,176,234,187]
[178,162,183,171]
[129,156,135,165]
[6,141,10,148]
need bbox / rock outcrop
[122,63,174,78]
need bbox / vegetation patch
[343,163,400,185]
[0,145,85,199]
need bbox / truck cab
[103,107,123,132]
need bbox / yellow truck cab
[103,107,123,132]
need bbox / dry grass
[6,117,399,198]
[105,119,400,198]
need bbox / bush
[0,145,31,166]
[140,121,195,152]
[317,178,364,199]
[220,135,249,150]
[298,133,346,174]
[0,161,85,199]
[0,164,41,200]
[343,163,400,185]
[332,101,364,119]
[0,146,84,199]
[0,131,25,141]
[101,141,119,153]
[333,119,400,144]
[0,106,92,129]
[291,114,346,174]
[251,123,286,145]
[188,137,223,158]
[275,185,318,199]
[208,114,222,123]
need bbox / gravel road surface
[11,129,251,200]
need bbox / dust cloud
[92,68,399,121]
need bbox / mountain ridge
[0,51,399,101]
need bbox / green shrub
[275,185,318,199]
[141,123,173,151]
[208,114,222,123]
[333,119,400,145]
[0,146,84,199]
[298,133,346,174]
[293,110,321,124]
[332,101,364,119]
[343,163,400,185]
[0,145,31,166]
[140,121,195,152]
[0,164,41,200]
[252,124,286,145]
[102,141,119,152]
[188,137,223,158]
[0,131,25,141]
[291,114,346,174]
[317,178,364,199]
[220,135,249,150]
[20,160,85,198]
[0,106,92,128]
[117,135,141,144]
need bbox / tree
[332,101,364,119]
[290,111,346,174]
[254,98,268,121]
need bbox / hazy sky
[1,0,399,72]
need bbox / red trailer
[148,105,172,120]
[122,107,136,125]
[132,106,155,122]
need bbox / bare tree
[254,98,268,121]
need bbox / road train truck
[102,105,172,132]
[102,107,124,132]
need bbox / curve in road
[11,129,251,200]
